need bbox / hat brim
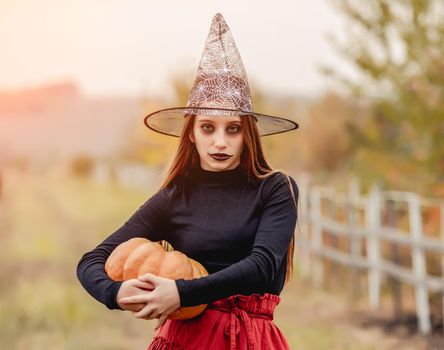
[143,107,299,137]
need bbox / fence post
[366,184,381,309]
[310,186,324,287]
[386,199,403,318]
[409,193,431,334]
[327,187,337,285]
[348,177,361,300]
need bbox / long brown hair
[158,113,299,285]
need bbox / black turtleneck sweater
[76,164,298,309]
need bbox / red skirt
[147,292,290,350]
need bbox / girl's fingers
[134,306,155,319]
[135,280,155,289]
[154,314,168,331]
[138,273,163,287]
[120,295,147,304]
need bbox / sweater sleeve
[175,173,298,307]
[76,187,171,310]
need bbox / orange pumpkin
[105,237,208,320]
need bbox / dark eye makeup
[201,124,241,134]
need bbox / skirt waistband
[207,292,280,320]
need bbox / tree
[324,0,444,194]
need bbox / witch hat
[144,13,298,137]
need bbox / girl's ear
[189,132,195,143]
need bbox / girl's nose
[213,129,228,147]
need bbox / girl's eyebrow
[198,119,241,124]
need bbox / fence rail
[295,176,444,335]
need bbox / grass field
[0,168,438,349]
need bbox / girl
[77,13,299,349]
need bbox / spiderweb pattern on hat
[187,13,252,115]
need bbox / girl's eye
[201,124,214,132]
[228,125,241,133]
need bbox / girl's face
[190,114,244,172]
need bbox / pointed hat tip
[212,12,225,21]
[210,12,230,30]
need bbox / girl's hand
[119,273,181,331]
[116,279,155,312]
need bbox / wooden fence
[294,176,444,335]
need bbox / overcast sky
[0,0,353,99]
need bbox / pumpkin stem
[159,240,174,252]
